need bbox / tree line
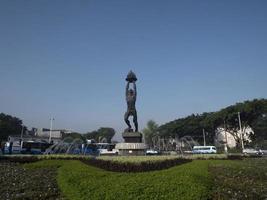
[0,113,115,143]
[143,99,267,148]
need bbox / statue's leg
[133,110,138,132]
[124,111,131,129]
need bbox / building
[215,126,254,148]
[8,128,70,145]
[35,128,63,142]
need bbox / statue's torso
[126,95,136,111]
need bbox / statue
[116,70,145,153]
[124,71,138,132]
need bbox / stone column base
[115,143,147,156]
[122,132,143,143]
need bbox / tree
[142,120,159,148]
[212,99,267,147]
[158,99,267,147]
[97,127,115,143]
[0,113,27,142]
[62,132,85,142]
[84,127,115,143]
[252,114,267,140]
[158,113,214,144]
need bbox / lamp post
[203,129,206,146]
[49,118,54,143]
[20,125,24,140]
[238,112,244,150]
[223,120,228,154]
[20,125,24,146]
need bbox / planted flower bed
[0,161,64,200]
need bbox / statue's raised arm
[133,81,137,97]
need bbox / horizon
[1,1,266,140]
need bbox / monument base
[115,143,147,156]
[122,131,142,143]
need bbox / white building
[215,126,254,148]
[36,128,63,139]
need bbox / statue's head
[129,89,134,95]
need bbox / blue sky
[0,0,266,138]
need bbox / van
[96,143,119,155]
[193,146,217,154]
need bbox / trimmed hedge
[0,155,191,172]
[0,155,39,163]
[82,158,191,172]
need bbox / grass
[0,161,63,200]
[210,158,267,199]
[25,159,213,200]
[3,156,266,200]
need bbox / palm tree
[142,120,158,148]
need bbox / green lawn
[24,158,267,200]
[26,159,213,200]
[210,158,267,199]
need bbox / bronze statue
[124,71,138,132]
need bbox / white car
[242,148,260,155]
[97,143,119,155]
[259,149,267,155]
[99,148,119,155]
[146,149,159,155]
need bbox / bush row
[0,155,40,163]
[82,158,192,172]
[0,155,191,172]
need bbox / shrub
[82,158,191,172]
[1,155,191,172]
[227,154,243,160]
[0,155,39,163]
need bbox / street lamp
[202,129,206,146]
[49,117,55,143]
[20,125,24,145]
[223,120,228,154]
[237,112,244,151]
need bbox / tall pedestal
[116,132,147,156]
[122,132,142,143]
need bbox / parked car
[259,149,267,155]
[146,149,159,155]
[242,148,260,155]
[97,143,119,155]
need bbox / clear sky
[0,0,266,139]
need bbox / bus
[21,141,51,154]
[192,146,217,154]
[4,141,22,154]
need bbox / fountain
[44,137,98,155]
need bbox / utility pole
[20,125,24,146]
[20,125,24,140]
[238,112,244,150]
[203,129,206,146]
[49,118,54,144]
[223,120,228,154]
